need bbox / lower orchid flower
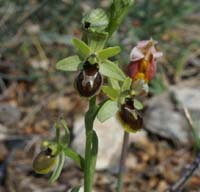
[33,146,58,174]
[117,97,143,133]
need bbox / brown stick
[166,153,200,192]
[166,106,200,192]
[117,131,129,192]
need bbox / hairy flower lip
[83,62,99,76]
[75,62,103,97]
[117,98,143,133]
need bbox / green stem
[84,97,99,192]
[106,0,134,38]
[117,131,129,192]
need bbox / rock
[144,85,200,146]
[0,124,8,141]
[0,103,21,126]
[144,93,189,145]
[72,115,146,171]
[72,116,124,170]
[171,87,200,121]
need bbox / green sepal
[60,119,70,146]
[121,77,132,92]
[54,119,70,146]
[119,90,131,105]
[108,78,120,90]
[56,55,82,72]
[87,54,98,64]
[49,151,65,184]
[102,86,119,100]
[41,141,58,156]
[97,46,121,60]
[99,60,126,81]
[89,31,108,52]
[133,99,144,110]
[72,37,91,58]
[97,100,118,122]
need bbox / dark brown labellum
[117,98,143,132]
[75,63,103,97]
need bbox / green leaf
[56,55,81,72]
[121,77,132,92]
[99,60,126,81]
[72,37,91,57]
[49,151,65,184]
[133,99,144,110]
[62,147,84,170]
[97,46,121,60]
[102,86,119,100]
[97,100,118,122]
[108,78,120,90]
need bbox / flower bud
[82,9,109,32]
[128,39,163,82]
[75,62,103,97]
[33,148,57,174]
[117,98,143,132]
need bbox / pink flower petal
[130,47,144,62]
[137,40,149,48]
[129,39,162,82]
[128,61,140,79]
[146,58,157,81]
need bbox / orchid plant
[32,1,162,192]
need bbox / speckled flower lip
[75,62,103,97]
[117,98,143,133]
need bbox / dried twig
[166,153,200,192]
[166,107,200,192]
[117,132,129,192]
[183,107,194,128]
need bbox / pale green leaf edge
[56,55,82,72]
[97,100,118,122]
